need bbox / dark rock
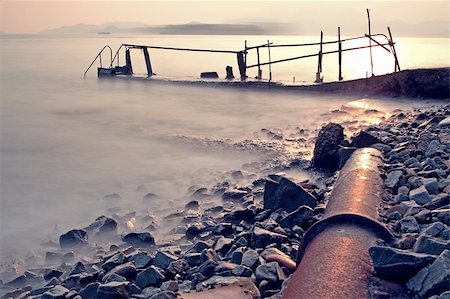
[66,261,86,277]
[232,265,253,277]
[409,186,431,205]
[212,222,233,235]
[351,131,383,148]
[336,147,357,169]
[385,170,405,191]
[241,249,260,270]
[197,260,217,278]
[183,253,202,267]
[312,123,344,170]
[185,222,207,239]
[407,249,450,297]
[223,209,255,224]
[41,285,69,299]
[417,131,434,151]
[279,205,314,229]
[121,232,155,248]
[398,234,418,250]
[413,235,450,256]
[85,216,118,236]
[251,226,288,248]
[103,252,125,272]
[108,262,137,281]
[397,216,420,233]
[102,272,127,283]
[79,282,100,298]
[44,270,63,281]
[185,200,199,210]
[59,229,88,249]
[422,222,445,237]
[141,287,162,298]
[135,266,165,288]
[263,175,316,213]
[128,252,152,269]
[166,259,189,279]
[214,237,234,255]
[422,178,440,194]
[414,209,432,223]
[97,281,130,298]
[161,280,178,292]
[369,246,436,280]
[230,247,245,264]
[255,261,286,288]
[153,251,178,270]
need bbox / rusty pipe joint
[283,148,393,299]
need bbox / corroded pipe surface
[283,148,393,299]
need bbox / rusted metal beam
[282,148,393,299]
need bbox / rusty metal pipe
[282,148,393,299]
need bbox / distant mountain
[160,23,264,35]
[38,21,149,35]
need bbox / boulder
[422,178,440,194]
[369,246,436,280]
[397,216,420,233]
[241,249,260,270]
[85,216,117,236]
[350,131,383,148]
[153,251,178,270]
[251,226,288,248]
[409,186,431,205]
[97,281,130,298]
[41,286,70,299]
[121,232,155,248]
[200,72,219,79]
[128,252,152,269]
[279,205,314,229]
[407,249,450,298]
[108,262,137,281]
[135,266,165,289]
[102,252,125,272]
[263,175,316,213]
[255,261,286,288]
[385,170,405,191]
[214,237,234,255]
[59,229,88,249]
[312,123,344,170]
[413,235,450,256]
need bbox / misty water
[0,34,448,264]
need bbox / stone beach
[1,102,449,299]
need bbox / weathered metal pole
[237,52,247,80]
[367,9,374,77]
[388,27,401,72]
[338,27,343,81]
[282,148,393,299]
[267,40,272,82]
[256,47,262,79]
[142,47,153,77]
[125,48,133,75]
[315,31,324,83]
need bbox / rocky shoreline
[1,103,449,299]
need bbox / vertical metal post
[256,47,262,79]
[338,27,343,81]
[237,52,246,80]
[142,47,153,77]
[315,31,323,83]
[267,40,272,82]
[367,9,374,77]
[388,27,401,72]
[125,48,133,75]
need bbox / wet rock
[414,209,432,223]
[312,123,344,170]
[135,266,165,288]
[103,252,125,272]
[59,229,88,249]
[241,249,260,270]
[161,281,178,292]
[166,259,189,279]
[409,186,432,205]
[422,178,440,194]
[212,223,233,235]
[398,234,418,250]
[214,237,234,255]
[385,170,405,191]
[128,252,152,269]
[41,285,70,299]
[85,216,118,236]
[141,287,162,298]
[44,270,63,282]
[97,281,130,298]
[197,260,217,278]
[108,262,137,281]
[371,143,392,154]
[222,190,248,201]
[183,253,202,267]
[422,222,445,237]
[413,235,450,256]
[102,272,127,283]
[439,116,450,127]
[351,131,383,149]
[153,251,178,270]
[279,205,314,229]
[336,147,357,169]
[424,195,450,210]
[185,200,199,210]
[397,216,420,233]
[122,232,155,248]
[407,249,450,298]
[255,261,286,288]
[252,226,288,248]
[80,282,100,298]
[263,175,316,213]
[369,246,436,280]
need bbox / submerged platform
[105,68,449,100]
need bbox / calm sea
[0,34,448,259]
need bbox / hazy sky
[1,1,449,34]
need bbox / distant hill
[38,21,149,35]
